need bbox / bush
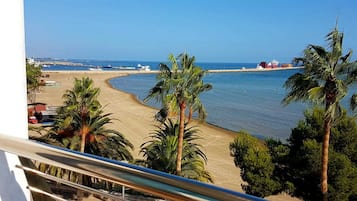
[229,131,282,197]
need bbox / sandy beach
[32,71,300,201]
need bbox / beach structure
[43,80,57,86]
[27,103,57,123]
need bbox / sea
[42,59,311,140]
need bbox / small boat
[137,64,151,71]
[89,66,103,71]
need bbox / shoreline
[42,66,303,74]
[104,75,239,138]
[34,71,300,201]
[105,74,265,140]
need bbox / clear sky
[24,0,357,63]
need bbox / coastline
[104,75,242,138]
[42,66,303,74]
[104,75,240,138]
[33,71,300,201]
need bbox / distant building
[267,59,279,68]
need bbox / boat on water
[88,66,103,71]
[137,64,150,71]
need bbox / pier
[207,66,303,73]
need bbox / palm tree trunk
[78,123,88,201]
[188,106,193,123]
[80,126,86,153]
[80,122,90,153]
[321,117,331,201]
[176,101,186,175]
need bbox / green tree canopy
[282,26,357,198]
[35,77,133,162]
[26,60,42,103]
[144,53,212,174]
[229,108,357,200]
[229,131,283,197]
[139,119,213,183]
[286,107,357,201]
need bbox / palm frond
[309,45,328,60]
[144,80,165,103]
[139,118,211,182]
[345,61,357,84]
[282,73,319,105]
[308,87,325,104]
[35,77,134,162]
[326,27,343,57]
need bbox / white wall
[0,0,32,200]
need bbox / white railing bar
[16,165,123,201]
[0,134,266,201]
[27,186,67,201]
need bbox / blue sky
[24,0,357,63]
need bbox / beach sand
[32,71,300,201]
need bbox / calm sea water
[109,69,307,140]
[43,59,308,140]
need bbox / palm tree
[144,53,212,174]
[44,77,134,159]
[282,26,357,200]
[139,119,213,183]
[32,77,133,199]
[177,53,213,122]
[61,77,101,153]
[47,109,134,161]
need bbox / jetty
[207,66,303,73]
[42,66,303,75]
[38,61,84,66]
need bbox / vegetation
[282,26,357,199]
[230,107,357,200]
[26,60,42,103]
[229,131,285,197]
[285,107,357,201]
[37,77,134,161]
[31,77,134,199]
[138,119,213,183]
[144,52,212,174]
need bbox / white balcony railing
[0,134,266,201]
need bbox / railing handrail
[0,134,266,201]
